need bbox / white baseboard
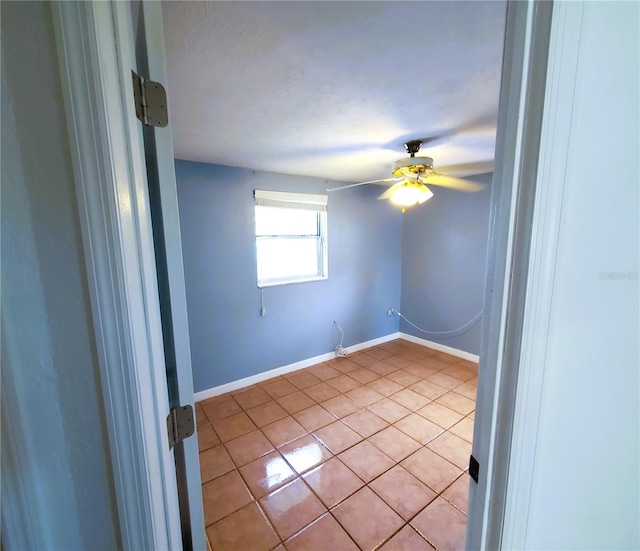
[195,332,402,402]
[399,332,480,363]
[346,332,401,353]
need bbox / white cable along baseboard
[194,332,478,402]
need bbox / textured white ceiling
[162,1,506,183]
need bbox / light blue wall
[176,161,402,391]
[400,173,492,355]
[1,2,119,549]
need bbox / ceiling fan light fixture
[389,181,433,210]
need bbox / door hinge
[167,405,195,449]
[132,70,168,127]
[469,454,480,483]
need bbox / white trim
[52,2,181,549]
[465,2,554,549]
[195,332,479,402]
[399,333,480,363]
[195,332,401,401]
[501,3,584,548]
[346,332,401,354]
[258,275,328,289]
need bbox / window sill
[258,276,328,288]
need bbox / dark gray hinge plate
[167,405,195,449]
[469,454,479,483]
[132,70,168,127]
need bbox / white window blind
[254,189,328,212]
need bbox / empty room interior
[163,2,505,549]
[3,0,639,549]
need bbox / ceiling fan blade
[327,177,400,192]
[436,160,494,178]
[420,174,485,192]
[377,181,405,200]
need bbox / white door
[127,2,205,549]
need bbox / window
[254,190,328,287]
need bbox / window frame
[254,190,328,288]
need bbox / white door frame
[47,0,572,549]
[466,1,554,548]
[469,1,597,548]
[52,2,184,548]
[500,2,587,547]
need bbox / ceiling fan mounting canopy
[404,140,423,157]
[393,140,434,177]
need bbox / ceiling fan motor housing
[392,156,435,177]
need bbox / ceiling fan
[327,140,487,212]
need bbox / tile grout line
[204,421,469,545]
[202,421,470,535]
[199,339,477,549]
[201,387,473,486]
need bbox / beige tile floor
[196,339,477,551]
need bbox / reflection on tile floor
[196,339,477,551]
